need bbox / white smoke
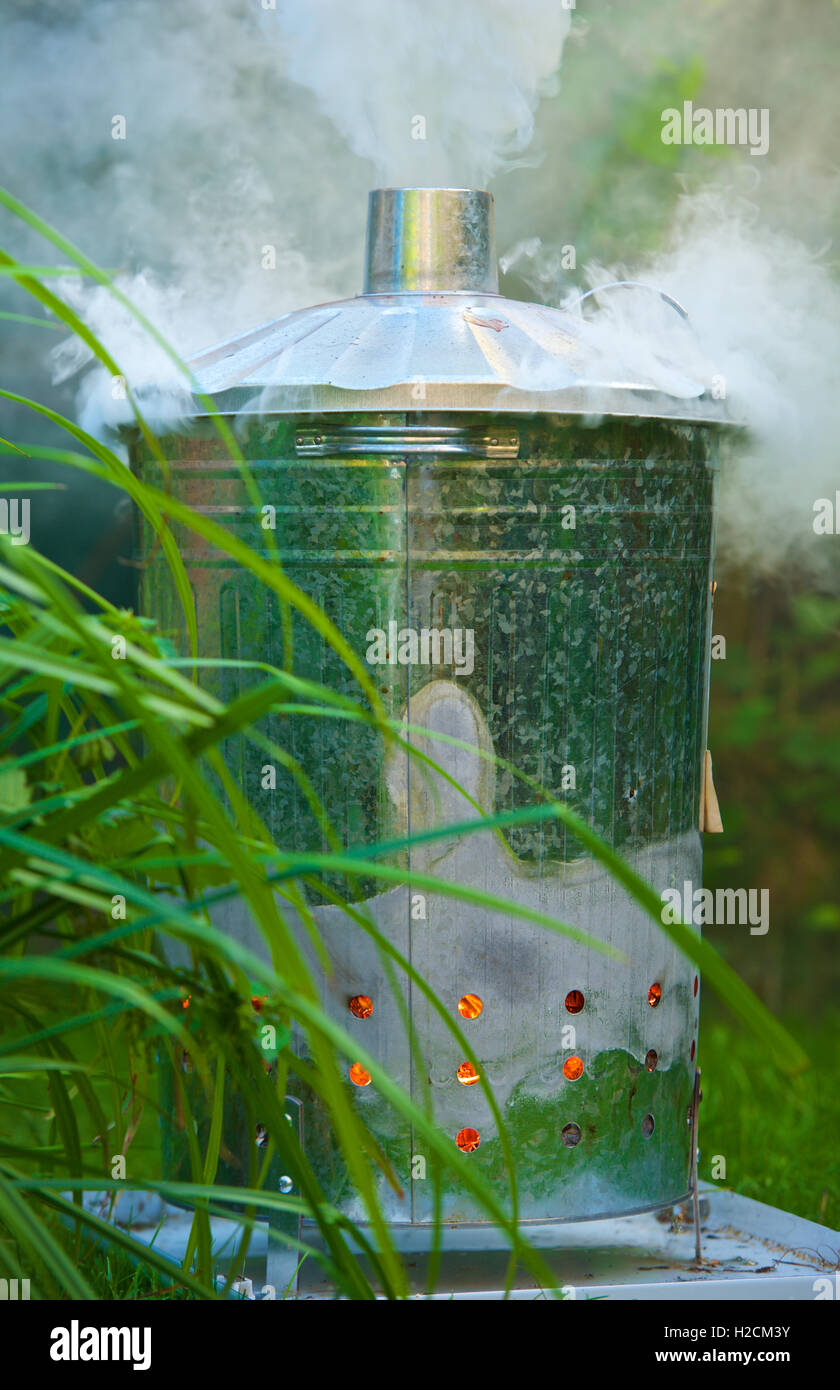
[1,0,571,433]
[270,0,572,186]
[0,0,360,404]
[573,187,840,576]
[3,0,840,579]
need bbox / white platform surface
[96,1183,839,1301]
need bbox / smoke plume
[568,185,840,576]
[271,0,572,187]
[2,0,839,579]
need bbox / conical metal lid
[182,188,727,422]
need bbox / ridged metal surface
[138,411,716,1223]
[141,186,728,423]
[177,290,716,419]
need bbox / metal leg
[266,1229,301,1301]
[690,1066,703,1264]
[265,1095,304,1300]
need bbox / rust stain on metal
[463,310,507,332]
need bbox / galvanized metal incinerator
[133,188,726,1227]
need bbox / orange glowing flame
[457,994,483,1019]
[349,995,373,1019]
[563,1055,584,1081]
[455,1127,481,1153]
[456,1062,480,1085]
[349,1063,372,1087]
[648,982,662,1007]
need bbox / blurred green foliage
[705,580,840,1014]
[701,1013,840,1231]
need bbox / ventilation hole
[349,1063,372,1087]
[693,975,699,998]
[255,1124,268,1149]
[457,1062,480,1085]
[348,994,373,1019]
[250,995,268,1013]
[456,1127,481,1152]
[563,1056,584,1081]
[458,993,483,1019]
[648,982,662,1007]
[690,1039,696,1061]
[642,1113,655,1137]
[645,1049,658,1072]
[277,1175,293,1194]
[564,989,585,1014]
[561,1123,582,1147]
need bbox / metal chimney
[363,187,499,294]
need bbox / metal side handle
[294,425,520,458]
